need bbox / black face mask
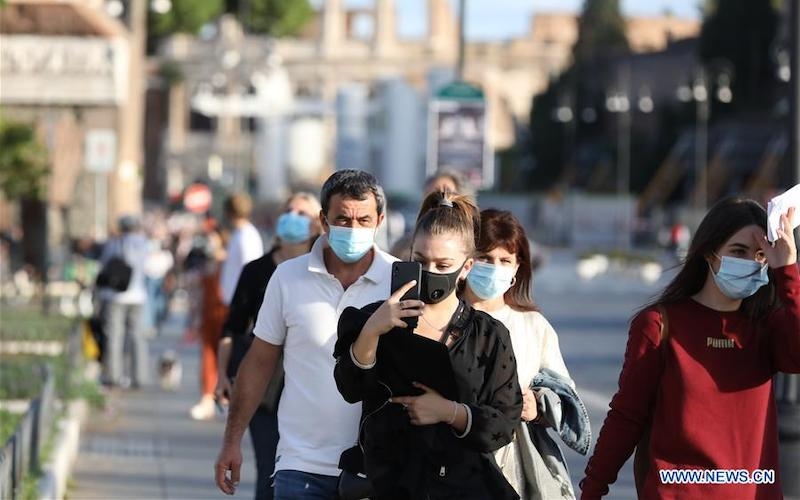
[420,263,465,304]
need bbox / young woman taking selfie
[334,191,523,500]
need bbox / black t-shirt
[223,248,278,378]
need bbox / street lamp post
[553,92,576,178]
[605,63,652,249]
[607,89,631,249]
[677,62,733,213]
[693,68,710,212]
[456,0,466,80]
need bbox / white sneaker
[189,397,216,421]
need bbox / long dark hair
[476,209,538,312]
[643,196,777,320]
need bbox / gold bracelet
[447,401,459,425]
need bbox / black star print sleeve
[333,302,383,404]
[457,313,523,454]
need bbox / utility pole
[456,0,466,80]
[617,63,632,249]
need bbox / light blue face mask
[466,261,517,300]
[327,224,375,263]
[710,255,769,300]
[276,212,311,244]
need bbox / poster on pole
[85,129,117,173]
[426,82,493,190]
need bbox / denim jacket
[530,368,592,455]
[509,368,591,500]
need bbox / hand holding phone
[390,261,423,330]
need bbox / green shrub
[0,308,74,342]
[0,359,45,399]
[0,408,22,444]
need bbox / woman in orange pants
[190,228,229,420]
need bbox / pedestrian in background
[389,169,468,261]
[98,215,150,388]
[220,193,264,306]
[143,226,174,336]
[581,198,799,499]
[215,191,322,500]
[190,226,229,420]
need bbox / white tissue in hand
[767,184,800,242]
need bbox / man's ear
[319,210,328,233]
[376,212,386,229]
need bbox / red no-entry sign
[183,184,212,214]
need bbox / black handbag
[337,446,374,500]
[337,471,372,500]
[96,256,133,291]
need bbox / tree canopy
[0,117,49,200]
[699,0,780,110]
[526,0,630,190]
[149,0,313,37]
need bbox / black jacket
[333,300,522,500]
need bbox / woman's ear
[705,253,720,274]
[461,257,474,279]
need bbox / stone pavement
[68,314,256,500]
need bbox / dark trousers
[249,405,279,500]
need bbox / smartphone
[391,261,422,330]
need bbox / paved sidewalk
[69,315,257,499]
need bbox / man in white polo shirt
[215,170,396,499]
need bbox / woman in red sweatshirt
[580,197,799,499]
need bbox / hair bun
[438,197,454,208]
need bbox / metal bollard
[776,373,800,499]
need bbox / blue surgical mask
[710,255,769,300]
[327,224,375,263]
[466,261,516,300]
[276,212,311,244]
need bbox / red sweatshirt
[581,264,800,500]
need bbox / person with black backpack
[97,215,150,388]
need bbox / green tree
[0,116,50,281]
[229,0,313,36]
[0,118,49,200]
[572,0,629,64]
[147,0,313,49]
[526,0,629,191]
[149,0,225,36]
[699,0,780,110]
